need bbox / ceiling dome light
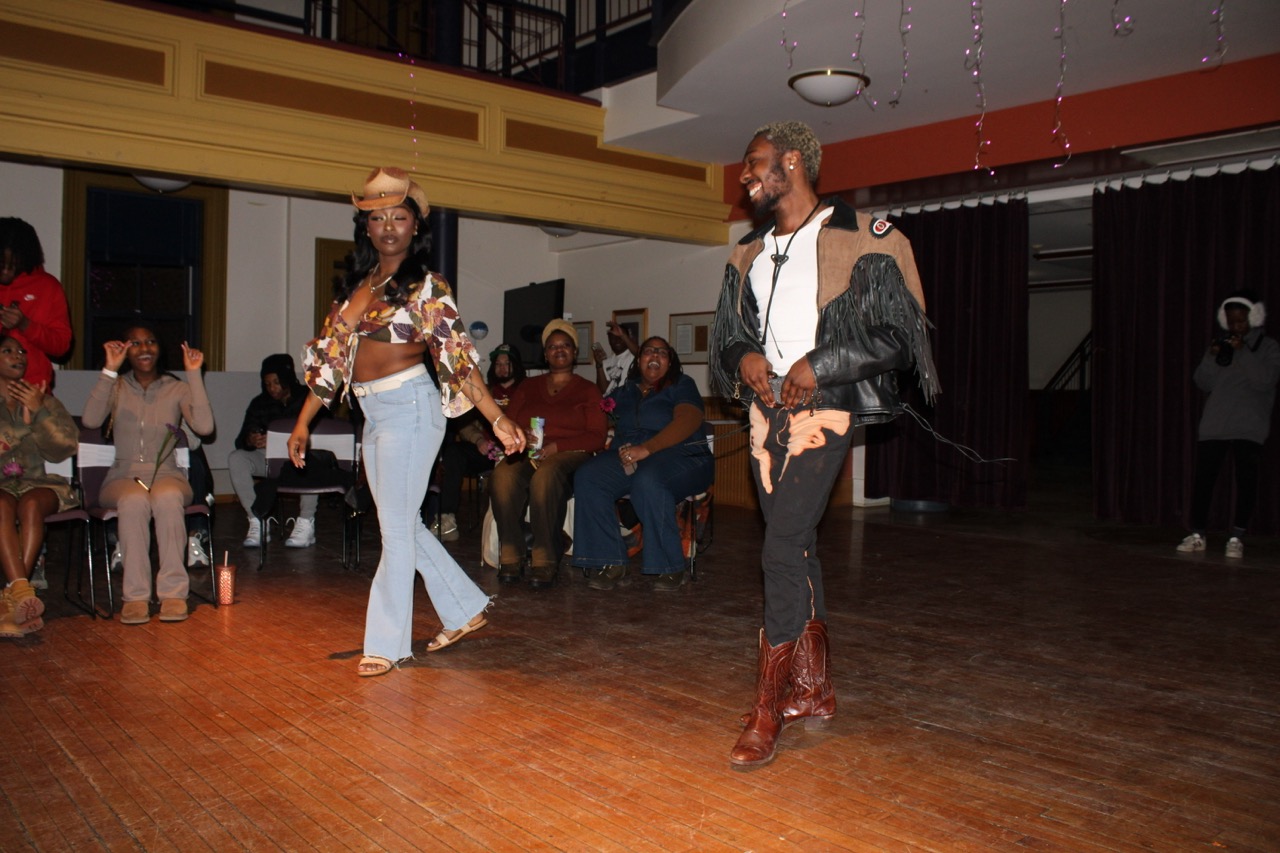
[133,174,191,193]
[788,68,870,107]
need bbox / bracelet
[101,368,118,379]
[493,414,504,429]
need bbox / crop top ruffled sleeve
[301,272,479,417]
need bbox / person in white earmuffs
[1177,292,1280,559]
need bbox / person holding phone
[593,320,638,395]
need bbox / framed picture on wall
[611,309,648,350]
[668,311,714,364]
[573,321,594,364]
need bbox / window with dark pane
[84,188,203,369]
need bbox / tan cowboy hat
[351,167,430,215]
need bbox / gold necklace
[368,270,391,294]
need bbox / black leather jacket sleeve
[808,325,912,388]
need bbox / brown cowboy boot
[779,618,834,729]
[729,629,797,768]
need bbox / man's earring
[789,163,795,171]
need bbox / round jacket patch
[871,218,894,237]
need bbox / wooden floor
[3,466,1278,851]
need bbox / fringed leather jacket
[709,198,939,425]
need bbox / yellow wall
[0,0,728,245]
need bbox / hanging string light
[1201,1,1228,66]
[964,0,992,173]
[888,1,913,107]
[780,0,798,69]
[398,52,421,174]
[850,0,878,110]
[1050,0,1072,168]
[1111,0,1134,36]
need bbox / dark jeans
[749,402,854,645]
[570,442,713,574]
[490,451,592,569]
[439,440,494,514]
[1189,439,1263,535]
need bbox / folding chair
[75,426,217,618]
[43,450,94,617]
[258,417,362,569]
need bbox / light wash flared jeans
[355,369,490,662]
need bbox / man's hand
[738,352,776,405]
[778,358,818,408]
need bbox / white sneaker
[110,544,123,572]
[437,512,460,542]
[188,533,210,567]
[285,517,316,548]
[243,517,265,548]
[1175,533,1206,553]
[1225,537,1244,559]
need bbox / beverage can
[529,417,545,458]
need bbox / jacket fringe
[824,254,940,404]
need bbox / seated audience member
[435,343,525,541]
[593,320,638,395]
[0,217,72,388]
[228,354,320,548]
[573,336,713,591]
[81,325,214,625]
[490,320,607,589]
[0,334,77,637]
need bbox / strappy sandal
[356,655,395,677]
[426,614,488,653]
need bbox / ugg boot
[779,618,835,729]
[729,629,797,768]
[0,588,23,638]
[7,578,44,633]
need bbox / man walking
[710,121,939,767]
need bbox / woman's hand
[618,443,651,466]
[10,379,45,424]
[102,340,128,372]
[287,424,310,468]
[492,416,526,456]
[181,341,204,372]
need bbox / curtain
[1093,164,1280,532]
[866,199,1029,509]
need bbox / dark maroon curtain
[1093,165,1280,532]
[865,199,1029,508]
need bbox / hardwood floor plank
[2,493,1277,851]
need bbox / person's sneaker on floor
[1176,533,1206,553]
[243,517,266,548]
[285,517,316,548]
[1225,537,1244,559]
[437,513,460,542]
[187,533,210,567]
[110,544,124,573]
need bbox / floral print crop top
[302,272,479,417]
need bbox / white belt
[351,363,428,397]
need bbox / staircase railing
[1044,331,1092,392]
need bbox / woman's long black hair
[336,198,433,308]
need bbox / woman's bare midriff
[354,338,428,382]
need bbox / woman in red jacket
[0,219,72,388]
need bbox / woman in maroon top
[490,319,607,589]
